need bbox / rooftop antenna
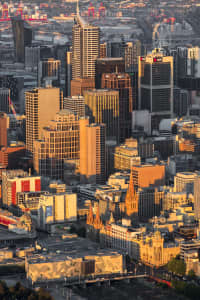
[76,0,79,16]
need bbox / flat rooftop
[28,235,121,264]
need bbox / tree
[171,280,187,293]
[38,288,53,300]
[167,257,186,276]
[188,269,196,279]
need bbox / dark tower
[12,17,32,63]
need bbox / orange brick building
[131,164,165,189]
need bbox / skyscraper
[34,110,81,180]
[84,89,120,142]
[72,13,100,79]
[38,58,61,87]
[26,87,61,153]
[64,96,85,117]
[25,46,40,71]
[194,173,200,220]
[65,51,72,97]
[125,40,141,72]
[101,73,133,142]
[80,121,106,184]
[95,57,125,89]
[138,48,173,130]
[71,78,95,96]
[11,17,32,63]
[0,88,10,113]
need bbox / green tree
[167,257,186,276]
[188,269,196,279]
[38,288,53,300]
[171,280,187,293]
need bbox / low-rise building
[38,192,77,231]
[140,231,180,268]
[100,217,144,260]
[25,235,125,283]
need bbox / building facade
[70,78,95,97]
[174,172,197,194]
[64,96,85,117]
[114,138,141,171]
[38,58,61,87]
[95,57,125,89]
[38,192,77,230]
[84,89,119,142]
[131,164,165,189]
[25,87,61,153]
[80,121,106,184]
[72,15,100,79]
[138,49,173,130]
[101,73,133,142]
[2,170,41,207]
[34,110,81,180]
[0,88,10,114]
[140,231,180,268]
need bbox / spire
[125,172,138,217]
[108,212,115,224]
[87,203,94,225]
[94,205,103,229]
[76,0,79,16]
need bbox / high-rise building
[106,39,126,58]
[0,88,10,113]
[194,173,200,220]
[25,46,40,71]
[84,89,120,142]
[26,87,61,153]
[114,138,141,171]
[101,73,133,142]
[0,112,7,148]
[11,17,32,63]
[80,121,106,184]
[174,172,197,194]
[171,46,200,90]
[2,170,41,207]
[34,110,81,180]
[173,87,188,117]
[95,57,125,89]
[131,164,165,189]
[72,14,100,79]
[64,96,85,117]
[138,48,173,130]
[71,78,95,96]
[0,75,24,114]
[38,58,61,87]
[125,40,141,72]
[65,51,72,97]
[100,42,107,58]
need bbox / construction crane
[0,2,47,22]
[88,3,95,18]
[98,2,105,18]
[8,96,17,117]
